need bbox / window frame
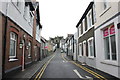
[28,41,32,58]
[79,24,81,37]
[79,43,82,56]
[82,19,85,34]
[87,37,94,58]
[103,24,117,61]
[87,10,93,29]
[103,0,108,10]
[83,41,86,56]
[9,32,17,59]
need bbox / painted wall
[36,25,41,43]
[8,1,33,36]
[73,32,77,61]
[95,16,119,78]
[1,1,34,37]
[94,1,119,28]
[94,0,120,78]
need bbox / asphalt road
[32,48,119,80]
[40,49,95,80]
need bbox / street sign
[117,23,120,29]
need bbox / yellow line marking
[35,54,55,80]
[34,63,47,80]
[61,53,107,80]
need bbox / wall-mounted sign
[117,23,120,29]
[110,25,115,35]
[103,28,109,37]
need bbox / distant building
[65,34,74,59]
[50,36,63,49]
[73,32,78,61]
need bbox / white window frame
[82,19,85,34]
[9,32,17,59]
[93,4,96,23]
[103,0,108,10]
[79,43,82,56]
[87,37,94,58]
[103,25,117,61]
[79,24,81,37]
[99,0,111,17]
[83,41,86,56]
[28,41,32,58]
[87,9,92,29]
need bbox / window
[9,32,17,58]
[79,24,81,37]
[79,43,82,56]
[83,41,86,56]
[30,11,33,25]
[24,5,30,21]
[82,19,85,33]
[87,10,92,29]
[103,0,108,10]
[93,4,96,23]
[103,24,117,60]
[28,41,32,57]
[88,38,94,58]
[12,0,20,7]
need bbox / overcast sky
[37,0,93,40]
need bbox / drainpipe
[2,2,8,78]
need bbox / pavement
[3,53,54,80]
[3,48,120,80]
[65,54,120,80]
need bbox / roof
[41,37,48,43]
[76,2,94,28]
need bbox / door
[83,41,86,64]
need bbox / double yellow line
[61,53,107,80]
[34,54,55,80]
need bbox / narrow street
[32,49,112,80]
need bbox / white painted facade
[94,0,120,78]
[73,32,77,61]
[0,0,34,36]
[36,25,41,43]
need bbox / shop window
[103,24,117,60]
[9,32,17,58]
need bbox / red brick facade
[1,15,41,73]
